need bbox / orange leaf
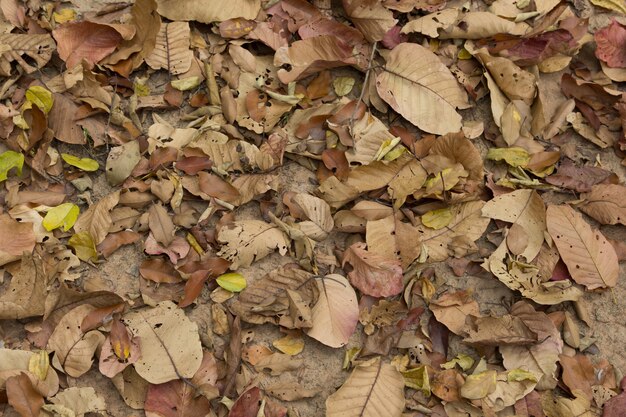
[6,372,44,417]
[53,21,123,69]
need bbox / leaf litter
[0,0,625,416]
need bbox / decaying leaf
[145,21,193,75]
[53,21,124,69]
[217,220,290,269]
[326,357,405,417]
[73,191,120,245]
[0,33,55,76]
[342,242,404,297]
[156,0,261,23]
[0,253,46,319]
[579,184,626,226]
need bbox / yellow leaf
[28,350,49,381]
[441,353,475,371]
[186,232,205,255]
[171,76,201,91]
[342,347,361,370]
[25,85,53,114]
[272,334,304,355]
[53,8,77,23]
[402,365,431,396]
[333,77,355,96]
[461,370,497,400]
[0,150,24,182]
[382,145,406,161]
[12,114,29,129]
[508,369,539,382]
[216,272,247,292]
[61,154,99,172]
[43,203,80,232]
[421,207,454,230]
[374,136,401,161]
[486,147,530,167]
[590,0,626,13]
[458,48,472,59]
[69,231,98,262]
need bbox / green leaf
[441,353,475,371]
[0,150,24,182]
[486,147,530,167]
[402,365,430,396]
[69,231,98,262]
[216,272,247,292]
[421,207,454,230]
[61,154,100,172]
[25,86,53,114]
[42,203,80,232]
[171,76,201,91]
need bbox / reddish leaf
[81,302,126,333]
[97,230,141,258]
[595,20,626,68]
[53,21,124,68]
[381,25,408,49]
[175,156,213,175]
[139,258,183,283]
[219,18,256,39]
[322,149,350,181]
[198,171,240,203]
[164,83,183,107]
[229,387,261,417]
[144,380,211,417]
[342,242,403,297]
[6,372,44,417]
[149,147,179,171]
[545,159,615,192]
[560,354,596,400]
[110,318,132,361]
[178,270,210,308]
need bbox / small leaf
[61,154,100,171]
[216,272,247,292]
[28,350,50,381]
[53,8,77,23]
[461,370,498,400]
[486,147,530,167]
[69,231,98,262]
[508,369,539,382]
[25,85,53,114]
[0,150,24,182]
[171,76,201,91]
[43,203,80,232]
[441,354,475,371]
[272,334,304,356]
[402,365,431,396]
[422,207,454,230]
[333,76,355,96]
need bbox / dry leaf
[343,242,404,297]
[376,43,469,135]
[217,220,290,269]
[579,184,626,226]
[145,21,193,75]
[326,357,405,417]
[148,203,175,246]
[366,214,422,269]
[156,0,261,23]
[53,21,124,69]
[43,387,106,417]
[0,213,35,266]
[74,191,120,245]
[481,189,546,262]
[430,290,480,335]
[0,33,55,76]
[305,274,358,348]
[144,378,211,417]
[546,205,618,289]
[6,372,44,417]
[343,0,397,42]
[0,254,46,319]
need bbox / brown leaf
[6,372,44,417]
[342,242,403,297]
[144,379,211,417]
[0,213,35,265]
[430,290,479,335]
[546,204,618,289]
[0,253,46,319]
[148,203,175,247]
[579,184,626,226]
[53,21,124,69]
[432,369,463,402]
[560,354,596,401]
[97,230,141,258]
[343,0,397,42]
[322,148,350,181]
[74,191,120,245]
[198,171,240,203]
[144,21,193,74]
[229,386,261,417]
[175,156,213,175]
[0,33,55,76]
[139,258,182,283]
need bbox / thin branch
[350,41,378,128]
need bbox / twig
[350,41,378,128]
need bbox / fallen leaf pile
[0,0,625,416]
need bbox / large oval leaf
[546,204,618,289]
[376,43,468,135]
[326,357,405,417]
[305,274,358,348]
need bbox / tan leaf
[266,383,320,401]
[461,370,497,400]
[145,21,193,75]
[482,189,546,261]
[148,203,175,247]
[419,201,490,262]
[376,43,468,135]
[0,349,59,397]
[0,33,54,76]
[346,112,399,165]
[342,242,403,297]
[106,139,141,186]
[430,290,480,335]
[43,387,106,417]
[579,184,626,226]
[123,301,202,384]
[343,0,397,42]
[228,266,319,328]
[365,214,422,269]
[111,367,149,410]
[155,0,260,23]
[217,220,290,269]
[74,191,120,245]
[305,274,358,348]
[0,254,46,319]
[254,353,303,376]
[47,304,105,378]
[477,52,537,104]
[197,171,240,203]
[289,193,334,241]
[0,213,35,266]
[546,204,618,289]
[326,357,405,417]
[229,174,279,206]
